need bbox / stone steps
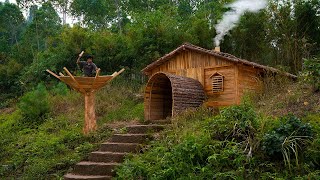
[64,123,167,179]
[64,174,112,180]
[73,162,119,176]
[88,151,127,163]
[99,142,141,153]
[110,134,150,143]
[145,119,171,125]
[126,124,165,134]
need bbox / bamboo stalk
[91,69,101,92]
[46,69,60,79]
[112,68,125,78]
[63,67,80,87]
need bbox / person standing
[76,51,99,77]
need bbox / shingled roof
[142,43,297,79]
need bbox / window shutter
[211,74,224,93]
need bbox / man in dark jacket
[76,51,99,77]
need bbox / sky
[0,0,16,4]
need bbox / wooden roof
[142,43,297,79]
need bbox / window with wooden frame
[210,72,224,93]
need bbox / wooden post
[84,92,97,134]
[47,68,125,134]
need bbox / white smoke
[214,0,268,47]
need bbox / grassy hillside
[0,78,144,179]
[116,105,320,179]
[0,75,319,179]
[254,76,320,117]
[115,80,320,179]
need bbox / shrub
[50,82,68,96]
[17,83,51,124]
[302,57,320,92]
[116,132,248,179]
[262,115,313,169]
[303,114,320,170]
[116,105,320,179]
[117,105,259,179]
[207,102,259,158]
[0,112,113,179]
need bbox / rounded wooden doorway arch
[144,72,205,121]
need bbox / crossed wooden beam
[46,67,125,134]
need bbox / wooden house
[142,43,296,121]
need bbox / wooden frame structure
[47,67,125,134]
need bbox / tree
[16,0,41,9]
[0,2,25,54]
[295,0,320,57]
[70,0,117,29]
[50,0,72,25]
[265,0,318,73]
[21,2,61,58]
[222,11,269,64]
[125,6,191,69]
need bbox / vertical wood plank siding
[237,64,263,101]
[204,66,236,107]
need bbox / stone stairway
[64,122,168,180]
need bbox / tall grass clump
[297,114,320,171]
[262,115,313,171]
[255,71,320,117]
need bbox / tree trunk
[84,92,97,134]
[115,0,122,34]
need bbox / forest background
[1,0,320,104]
[1,0,320,179]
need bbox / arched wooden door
[144,72,205,121]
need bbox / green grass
[95,78,144,124]
[1,75,319,179]
[115,102,320,179]
[0,78,144,179]
[0,109,113,179]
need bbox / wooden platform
[47,67,124,94]
[47,67,125,134]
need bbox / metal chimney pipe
[214,47,221,52]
